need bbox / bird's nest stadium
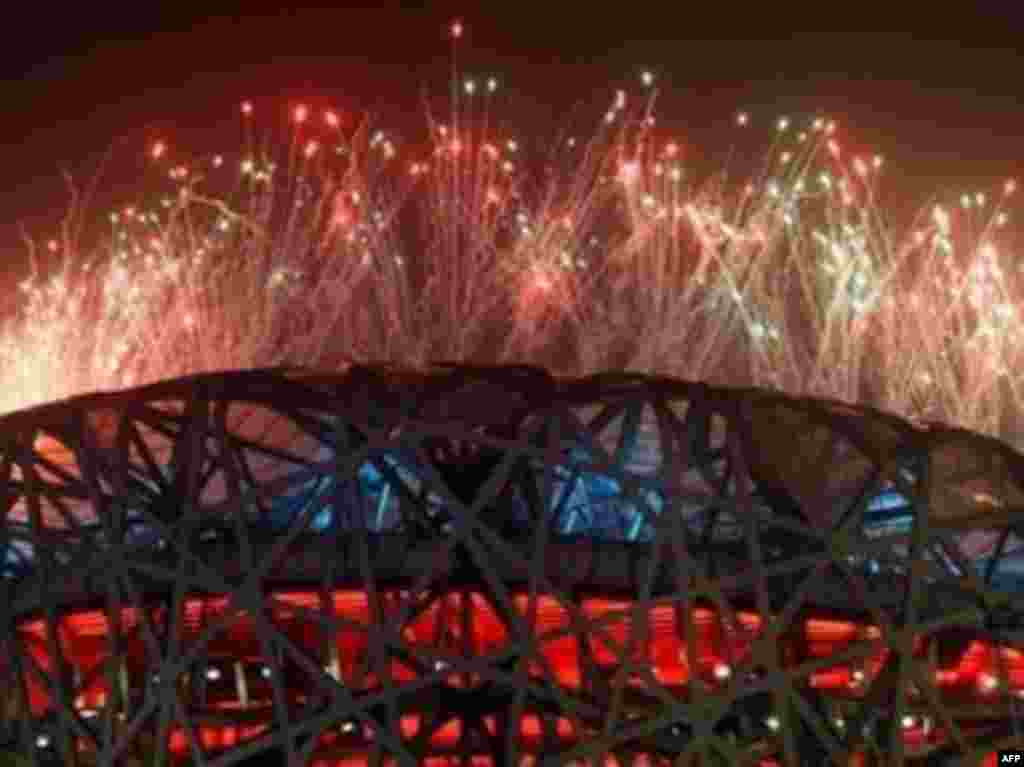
[2,364,1024,767]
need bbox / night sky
[2,2,1022,264]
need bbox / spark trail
[2,29,1020,453]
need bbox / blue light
[863,489,913,533]
[868,490,911,513]
[549,445,662,541]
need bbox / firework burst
[3,26,1020,454]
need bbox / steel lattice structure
[2,364,1024,767]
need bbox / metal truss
[2,364,1024,766]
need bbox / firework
[3,29,1020,457]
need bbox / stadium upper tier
[2,364,1024,765]
[2,365,1023,591]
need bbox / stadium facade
[1,364,1024,766]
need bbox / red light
[19,589,1024,761]
[432,718,462,745]
[805,618,858,643]
[275,591,321,610]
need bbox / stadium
[2,363,1024,766]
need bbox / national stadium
[2,363,1024,766]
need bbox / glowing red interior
[11,590,1019,764]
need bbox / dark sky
[2,2,1023,262]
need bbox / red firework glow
[5,63,1019,461]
